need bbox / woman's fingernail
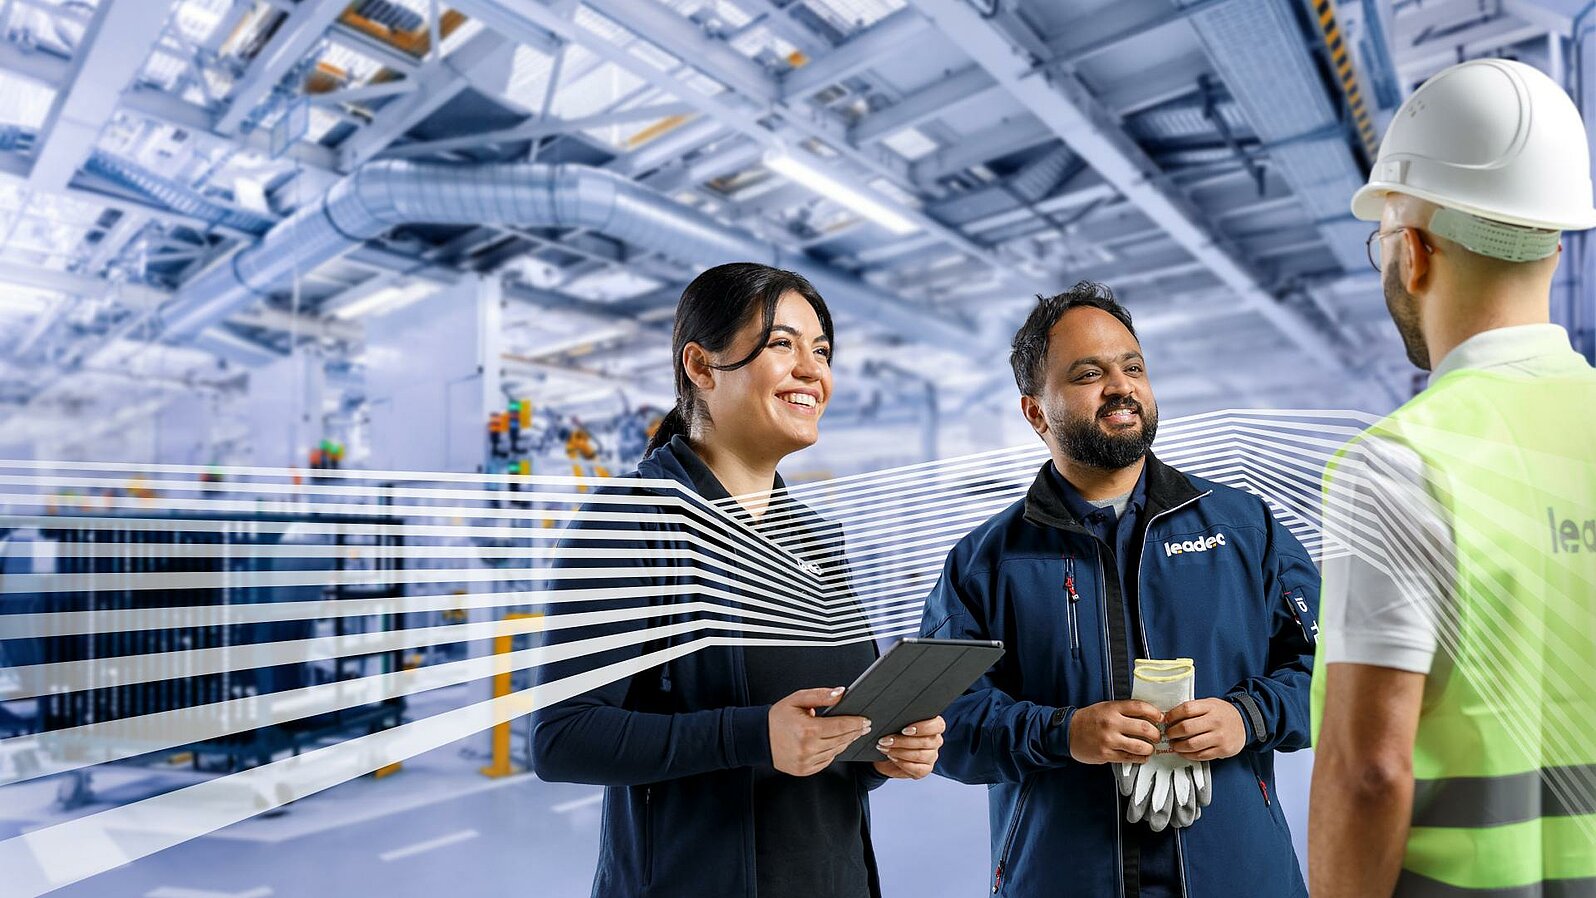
[830,687,845,697]
[878,737,894,747]
[902,726,917,736]
[861,720,872,731]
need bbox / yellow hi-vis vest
[1313,364,1596,897]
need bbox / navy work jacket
[529,436,885,898]
[921,453,1319,897]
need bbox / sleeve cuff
[1322,633,1436,675]
[1042,706,1076,760]
[726,704,772,768]
[860,764,891,790]
[1227,693,1266,746]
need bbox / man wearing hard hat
[1309,58,1596,897]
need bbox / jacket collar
[1023,451,1201,533]
[637,435,791,520]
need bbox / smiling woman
[531,262,948,898]
[645,263,836,484]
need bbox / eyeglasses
[1365,226,1432,273]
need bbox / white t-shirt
[1319,324,1593,674]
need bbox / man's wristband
[1226,693,1265,746]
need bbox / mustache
[1097,398,1143,418]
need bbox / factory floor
[0,684,1311,897]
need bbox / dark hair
[1009,281,1136,396]
[644,263,835,455]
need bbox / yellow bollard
[479,612,542,778]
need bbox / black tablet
[820,637,1004,763]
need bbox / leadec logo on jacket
[1162,533,1228,557]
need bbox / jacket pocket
[992,778,1035,894]
[1283,586,1318,646]
[1244,754,1289,833]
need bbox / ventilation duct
[159,161,972,349]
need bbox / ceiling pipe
[158,161,974,350]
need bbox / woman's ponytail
[644,404,690,456]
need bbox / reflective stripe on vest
[1394,870,1596,897]
[1412,764,1596,828]
[1316,363,1596,895]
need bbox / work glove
[1119,658,1208,832]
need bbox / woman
[530,263,944,898]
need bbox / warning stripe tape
[1311,0,1380,157]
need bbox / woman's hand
[768,687,872,776]
[870,716,946,780]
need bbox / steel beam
[0,261,165,307]
[326,21,425,74]
[1500,0,1578,31]
[311,80,420,107]
[377,102,695,159]
[909,119,1055,185]
[1396,20,1548,81]
[0,40,341,174]
[779,9,930,100]
[336,29,519,169]
[215,0,351,134]
[585,0,779,103]
[908,0,1349,372]
[850,66,999,144]
[456,0,1033,284]
[30,0,177,193]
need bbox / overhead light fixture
[330,282,435,320]
[763,148,920,236]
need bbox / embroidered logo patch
[1162,533,1228,557]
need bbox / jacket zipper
[1249,754,1271,807]
[1174,829,1191,898]
[992,779,1035,894]
[1064,555,1081,659]
[1132,491,1213,657]
[643,785,654,886]
[1089,540,1127,898]
[1129,490,1211,898]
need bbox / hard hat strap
[1429,207,1561,262]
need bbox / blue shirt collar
[1047,460,1148,525]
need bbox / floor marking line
[378,828,479,862]
[552,793,603,814]
[145,887,274,898]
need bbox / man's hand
[871,716,946,780]
[1068,700,1163,764]
[769,687,872,776]
[1164,698,1247,761]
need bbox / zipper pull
[992,862,1003,894]
[1258,777,1270,806]
[1064,557,1078,603]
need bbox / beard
[1051,396,1159,470]
[1383,262,1430,370]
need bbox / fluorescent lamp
[331,282,435,320]
[764,148,920,236]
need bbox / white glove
[1120,658,1207,832]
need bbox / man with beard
[920,282,1319,897]
[1309,59,1596,897]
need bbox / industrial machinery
[0,510,409,795]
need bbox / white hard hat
[1351,58,1596,232]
